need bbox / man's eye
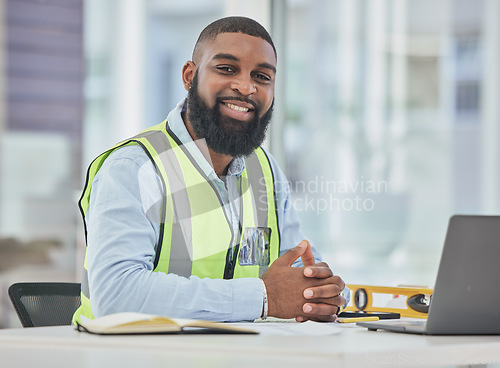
[255,73,271,82]
[216,66,234,73]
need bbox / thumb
[300,240,315,267]
[275,240,309,267]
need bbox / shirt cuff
[228,278,264,321]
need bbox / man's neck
[182,111,233,178]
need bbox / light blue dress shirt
[85,99,341,322]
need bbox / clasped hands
[262,240,346,322]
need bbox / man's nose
[230,74,257,96]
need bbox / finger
[303,296,346,314]
[339,277,346,291]
[315,262,330,268]
[313,295,346,308]
[299,240,315,267]
[303,284,342,299]
[303,265,334,279]
[298,314,337,323]
[275,241,309,267]
[334,275,346,291]
[303,302,342,316]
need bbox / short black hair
[192,16,277,61]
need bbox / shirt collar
[166,98,245,178]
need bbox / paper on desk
[227,321,342,336]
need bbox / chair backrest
[8,282,81,327]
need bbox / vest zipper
[223,243,239,279]
[224,210,242,279]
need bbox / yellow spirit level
[345,284,433,318]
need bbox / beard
[186,71,274,157]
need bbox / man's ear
[182,61,196,92]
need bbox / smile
[224,102,250,112]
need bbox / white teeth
[225,103,249,112]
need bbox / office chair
[8,282,81,327]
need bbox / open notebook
[76,312,258,335]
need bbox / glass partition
[280,0,500,286]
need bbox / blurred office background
[0,0,499,326]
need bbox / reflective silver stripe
[145,130,193,278]
[168,183,192,278]
[81,267,90,299]
[245,151,268,227]
[129,130,159,141]
[245,151,270,278]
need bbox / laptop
[357,215,500,335]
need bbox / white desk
[1,324,500,368]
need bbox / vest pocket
[238,227,271,266]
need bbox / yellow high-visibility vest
[73,120,280,324]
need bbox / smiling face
[182,32,277,157]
